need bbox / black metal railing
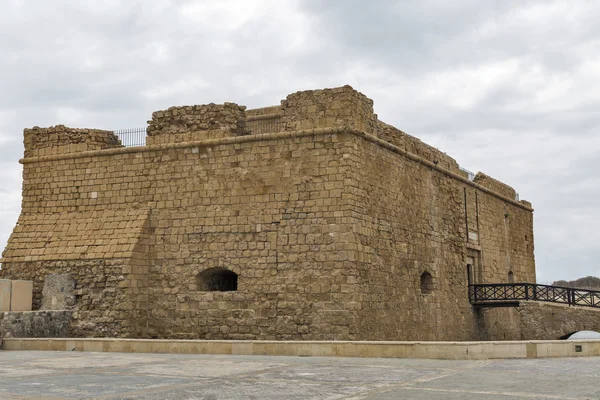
[469,283,600,309]
[113,128,146,147]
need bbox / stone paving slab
[0,351,598,399]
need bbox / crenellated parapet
[146,102,249,145]
[23,125,122,158]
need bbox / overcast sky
[1,0,598,282]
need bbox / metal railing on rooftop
[113,128,146,147]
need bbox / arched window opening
[196,268,238,292]
[420,271,434,295]
[508,271,515,283]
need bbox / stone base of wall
[4,338,600,360]
[0,311,73,338]
[477,302,600,340]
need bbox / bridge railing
[469,283,600,309]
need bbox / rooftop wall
[374,121,460,174]
[20,86,512,204]
[473,172,517,200]
[280,85,378,133]
[146,102,249,145]
[24,125,121,158]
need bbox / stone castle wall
[0,310,73,338]
[340,131,535,340]
[280,85,378,133]
[3,130,358,340]
[24,125,121,158]
[147,103,249,145]
[478,302,600,340]
[1,85,547,340]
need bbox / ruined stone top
[24,125,122,158]
[19,85,520,204]
[280,85,378,133]
[146,102,249,145]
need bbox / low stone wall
[147,102,249,144]
[280,85,378,133]
[24,125,121,157]
[0,311,73,338]
[478,302,600,340]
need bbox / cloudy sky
[1,0,598,282]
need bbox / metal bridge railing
[469,282,600,309]
[113,128,146,147]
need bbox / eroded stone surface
[0,85,563,341]
[0,310,72,338]
[41,274,76,310]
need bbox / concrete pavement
[0,351,598,399]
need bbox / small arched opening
[508,271,515,283]
[420,271,434,295]
[196,267,238,292]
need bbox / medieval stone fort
[1,85,599,341]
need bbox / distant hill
[552,276,600,290]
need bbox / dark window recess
[196,268,238,292]
[420,271,434,294]
[508,271,515,283]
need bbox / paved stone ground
[0,351,599,399]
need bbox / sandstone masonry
[0,85,589,341]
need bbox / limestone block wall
[375,121,460,174]
[474,172,517,200]
[0,259,147,337]
[140,133,359,340]
[2,85,539,341]
[342,132,535,341]
[147,103,248,145]
[478,302,600,340]
[281,85,378,133]
[41,274,76,310]
[23,125,121,158]
[4,130,360,340]
[0,310,73,338]
[464,183,535,284]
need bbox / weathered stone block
[147,103,248,145]
[10,280,33,312]
[23,125,122,157]
[0,279,11,312]
[41,274,76,310]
